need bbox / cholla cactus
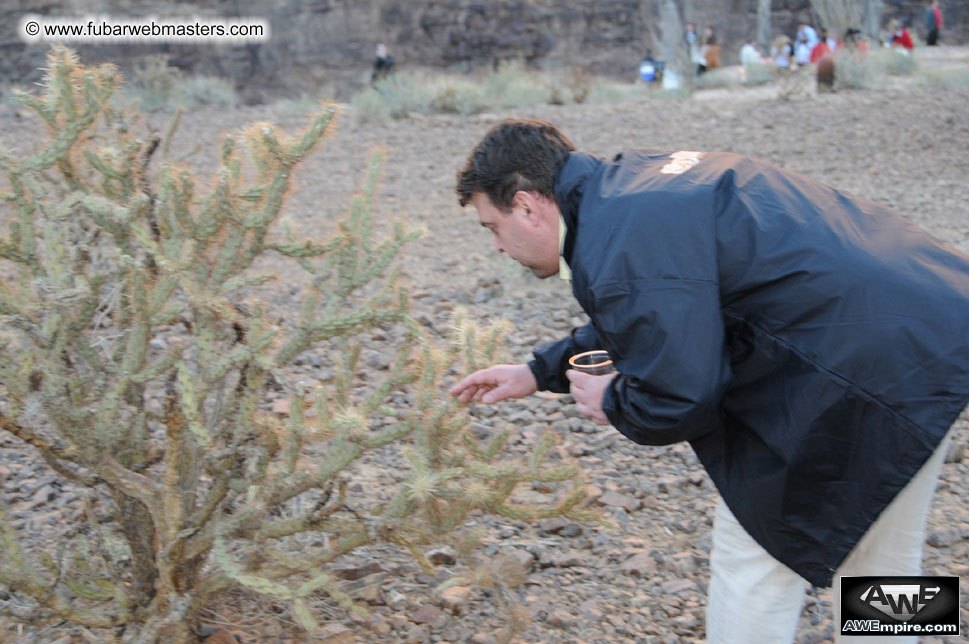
[0,48,598,643]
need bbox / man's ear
[511,190,533,213]
[512,190,551,226]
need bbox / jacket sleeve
[595,277,731,445]
[529,323,601,393]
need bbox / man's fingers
[566,369,591,389]
[472,385,494,403]
[450,364,535,405]
[481,385,510,404]
[450,373,490,398]
[576,402,609,425]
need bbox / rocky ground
[2,49,969,643]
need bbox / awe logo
[841,576,960,636]
[858,583,940,621]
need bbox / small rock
[661,578,698,595]
[550,549,585,568]
[409,604,443,624]
[202,631,240,644]
[440,585,472,613]
[945,440,965,463]
[318,624,355,644]
[620,551,658,577]
[551,419,572,433]
[546,608,578,627]
[370,615,392,636]
[927,527,961,548]
[598,490,642,512]
[469,421,492,439]
[334,561,385,580]
[30,485,57,508]
[798,629,828,644]
[343,571,385,603]
[271,397,291,415]
[428,548,457,566]
[559,523,584,538]
[668,551,698,575]
[537,517,569,534]
[386,590,408,611]
[578,599,603,620]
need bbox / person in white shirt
[740,39,761,65]
[794,33,812,65]
[796,23,820,50]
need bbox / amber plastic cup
[568,350,615,375]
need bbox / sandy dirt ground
[2,47,969,644]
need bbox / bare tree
[810,0,863,40]
[645,0,694,92]
[757,0,772,57]
[862,0,884,40]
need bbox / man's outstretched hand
[448,364,538,404]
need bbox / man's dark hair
[456,119,575,211]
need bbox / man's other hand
[566,369,616,425]
[448,364,538,404]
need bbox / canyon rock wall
[1,0,964,101]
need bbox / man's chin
[529,266,559,279]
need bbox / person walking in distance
[926,0,943,46]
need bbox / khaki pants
[705,432,952,644]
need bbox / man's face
[471,192,560,279]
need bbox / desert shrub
[350,62,639,123]
[374,73,436,118]
[918,66,969,88]
[696,69,739,90]
[743,61,776,86]
[179,75,239,109]
[127,54,237,111]
[834,49,876,89]
[587,81,641,103]
[0,47,600,643]
[275,96,328,120]
[561,68,594,104]
[350,87,389,125]
[129,53,183,111]
[484,61,554,109]
[870,48,919,76]
[427,77,490,115]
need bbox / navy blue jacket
[529,150,969,587]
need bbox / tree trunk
[862,0,884,40]
[757,0,772,57]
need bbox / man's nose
[493,235,504,253]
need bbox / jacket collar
[553,151,602,265]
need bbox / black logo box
[841,576,960,628]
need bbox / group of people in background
[748,0,944,74]
[685,22,722,75]
[639,1,945,86]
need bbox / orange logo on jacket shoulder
[660,151,704,175]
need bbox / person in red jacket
[926,0,943,46]
[809,29,832,63]
[889,18,915,51]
